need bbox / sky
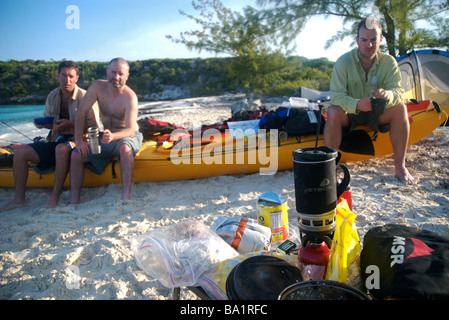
[0,0,354,63]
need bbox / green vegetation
[251,0,449,57]
[0,56,334,104]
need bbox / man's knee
[119,143,133,157]
[55,143,71,157]
[390,102,407,114]
[325,105,350,127]
[14,145,38,162]
[380,102,408,125]
[327,105,347,120]
[71,150,84,162]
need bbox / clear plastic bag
[130,220,239,288]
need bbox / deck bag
[360,224,449,299]
[259,107,325,135]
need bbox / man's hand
[356,98,373,112]
[101,129,113,144]
[75,140,90,157]
[53,119,72,131]
[372,88,391,101]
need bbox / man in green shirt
[324,18,416,184]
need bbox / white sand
[0,95,448,300]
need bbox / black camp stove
[297,210,335,248]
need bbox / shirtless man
[324,18,416,184]
[70,57,142,203]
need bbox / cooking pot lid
[292,146,338,161]
[226,255,303,300]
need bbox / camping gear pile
[130,143,449,300]
[131,189,449,300]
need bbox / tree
[167,0,273,56]
[167,0,295,94]
[255,0,449,57]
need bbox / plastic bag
[211,216,272,253]
[130,220,239,288]
[325,200,362,287]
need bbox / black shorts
[344,111,390,136]
[28,135,73,173]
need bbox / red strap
[231,219,248,250]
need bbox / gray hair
[108,57,130,72]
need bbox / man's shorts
[344,111,390,136]
[29,135,74,174]
[76,131,143,175]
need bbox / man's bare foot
[121,191,131,202]
[43,197,59,209]
[0,199,26,212]
[395,167,417,185]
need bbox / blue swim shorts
[75,131,143,175]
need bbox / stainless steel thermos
[87,126,101,154]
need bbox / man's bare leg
[379,103,416,184]
[118,144,134,201]
[69,151,88,204]
[0,145,39,212]
[323,105,351,149]
[44,143,72,208]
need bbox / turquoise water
[0,105,45,126]
[0,105,45,144]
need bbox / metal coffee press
[87,126,101,154]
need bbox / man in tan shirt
[70,57,142,203]
[324,18,415,184]
[0,61,98,212]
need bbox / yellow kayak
[0,100,447,188]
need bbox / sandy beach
[0,95,448,300]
